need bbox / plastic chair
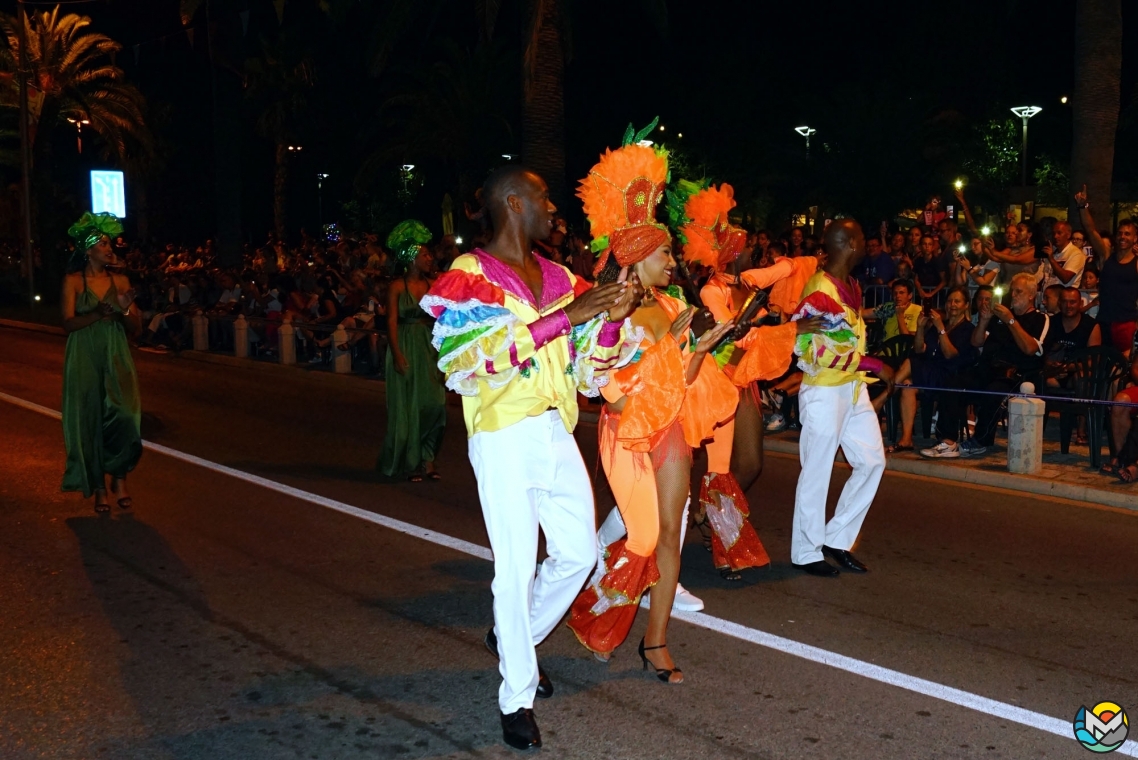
[874,335,914,442]
[1046,347,1128,468]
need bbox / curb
[763,438,1137,513]
[0,318,65,336]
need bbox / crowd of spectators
[2,182,1135,475]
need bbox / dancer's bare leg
[731,390,764,493]
[643,450,690,683]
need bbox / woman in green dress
[377,220,447,481]
[60,212,143,512]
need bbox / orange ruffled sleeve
[611,336,686,453]
[768,256,819,316]
[731,321,798,387]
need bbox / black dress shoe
[792,559,840,577]
[822,546,868,573]
[500,707,541,750]
[484,628,553,699]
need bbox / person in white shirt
[1041,220,1086,290]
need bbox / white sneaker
[641,583,705,612]
[919,441,959,458]
[765,413,787,432]
[672,584,704,612]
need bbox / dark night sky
[4,0,1135,238]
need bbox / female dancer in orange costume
[674,181,822,579]
[566,124,737,682]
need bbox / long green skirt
[377,297,446,478]
[61,287,142,497]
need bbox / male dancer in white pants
[788,220,894,577]
[421,165,641,750]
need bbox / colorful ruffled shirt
[792,271,883,394]
[421,250,641,437]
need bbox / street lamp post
[66,117,91,154]
[1010,106,1042,187]
[795,126,816,158]
[317,173,329,229]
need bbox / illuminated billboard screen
[90,170,126,218]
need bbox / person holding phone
[1075,185,1138,355]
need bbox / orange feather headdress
[667,180,747,271]
[578,119,671,276]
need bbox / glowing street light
[1010,106,1042,187]
[66,117,90,154]
[795,125,816,157]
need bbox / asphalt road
[2,325,1136,760]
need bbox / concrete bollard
[192,311,208,351]
[278,314,296,365]
[1007,382,1045,475]
[234,314,249,358]
[331,325,351,373]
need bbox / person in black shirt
[1044,287,1101,370]
[921,273,1049,458]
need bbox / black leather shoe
[500,707,541,750]
[822,546,868,573]
[792,559,840,577]
[485,628,553,699]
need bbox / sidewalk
[3,317,1133,511]
[762,423,1137,512]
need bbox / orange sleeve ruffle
[731,322,798,387]
[679,353,739,448]
[612,336,686,452]
[768,256,819,315]
[740,258,794,289]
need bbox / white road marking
[3,389,1133,756]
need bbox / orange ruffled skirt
[567,410,684,655]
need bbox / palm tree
[0,8,149,241]
[360,39,513,203]
[367,0,666,209]
[245,36,316,243]
[1069,0,1122,225]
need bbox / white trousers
[468,411,597,713]
[791,383,885,565]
